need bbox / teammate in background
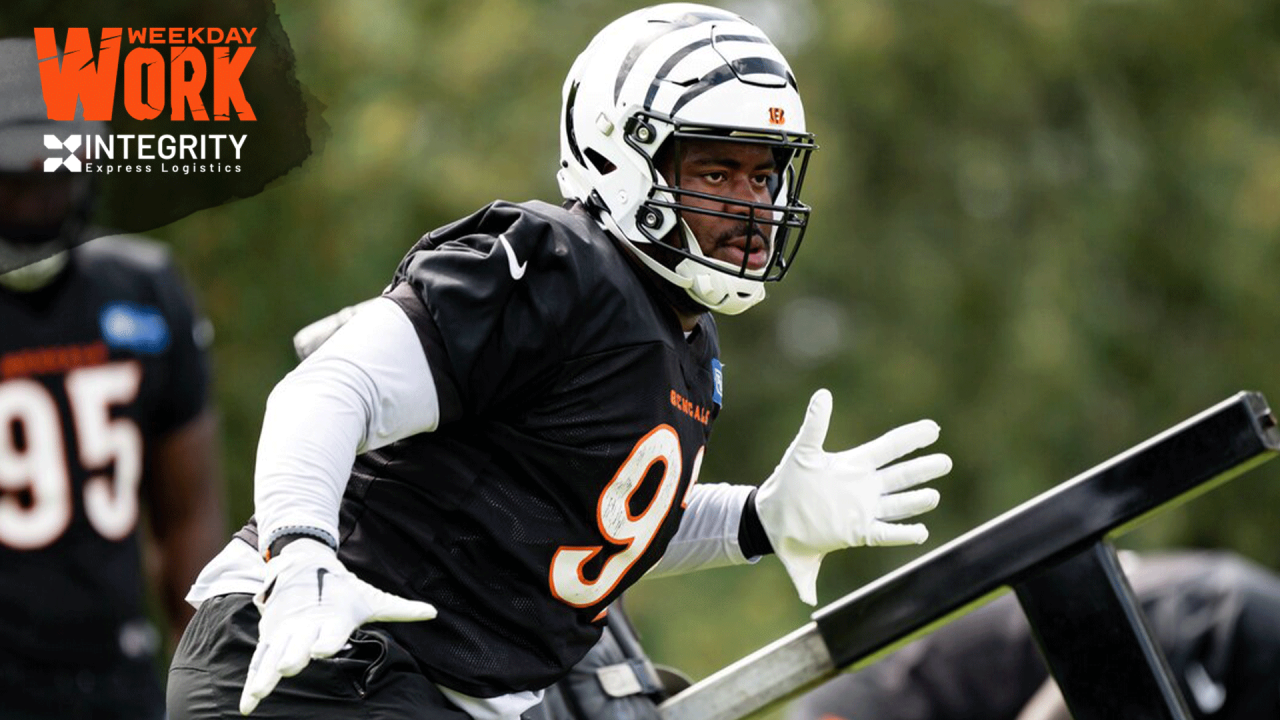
[0,38,226,720]
[787,550,1280,720]
[167,5,952,720]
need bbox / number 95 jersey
[0,236,209,666]
[341,200,722,697]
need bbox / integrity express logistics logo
[34,27,257,174]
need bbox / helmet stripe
[563,80,586,168]
[613,9,741,104]
[642,35,771,111]
[669,57,792,116]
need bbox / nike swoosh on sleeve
[498,233,528,280]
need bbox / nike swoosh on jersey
[498,233,528,280]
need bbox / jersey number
[0,363,143,549]
[549,425,703,608]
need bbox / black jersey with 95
[0,236,210,667]
[336,200,723,697]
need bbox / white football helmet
[558,3,817,315]
[0,38,103,289]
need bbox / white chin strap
[677,257,765,315]
[0,250,69,292]
[666,216,768,315]
[624,240,766,315]
[591,204,768,315]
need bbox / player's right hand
[239,538,438,715]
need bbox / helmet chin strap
[586,197,769,315]
[0,250,69,292]
[0,217,85,293]
[619,216,767,315]
[677,258,765,315]
[0,179,93,291]
[667,216,769,314]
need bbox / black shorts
[166,593,472,720]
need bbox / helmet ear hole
[769,148,794,200]
[584,147,616,175]
[652,141,676,186]
[766,173,781,200]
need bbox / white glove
[755,389,951,605]
[239,538,438,715]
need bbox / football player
[0,38,225,720]
[167,5,952,720]
[787,550,1280,720]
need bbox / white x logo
[43,135,83,172]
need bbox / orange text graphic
[670,389,710,426]
[1,342,109,380]
[33,28,258,123]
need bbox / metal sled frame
[658,391,1280,720]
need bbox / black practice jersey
[0,236,209,667]
[245,200,724,697]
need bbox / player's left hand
[755,389,951,605]
[239,538,438,715]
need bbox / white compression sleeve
[644,483,758,579]
[254,298,439,551]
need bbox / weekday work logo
[4,0,322,242]
[34,27,258,175]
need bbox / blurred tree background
[123,0,1280,714]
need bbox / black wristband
[738,488,774,558]
[263,526,338,560]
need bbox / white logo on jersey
[498,233,527,280]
